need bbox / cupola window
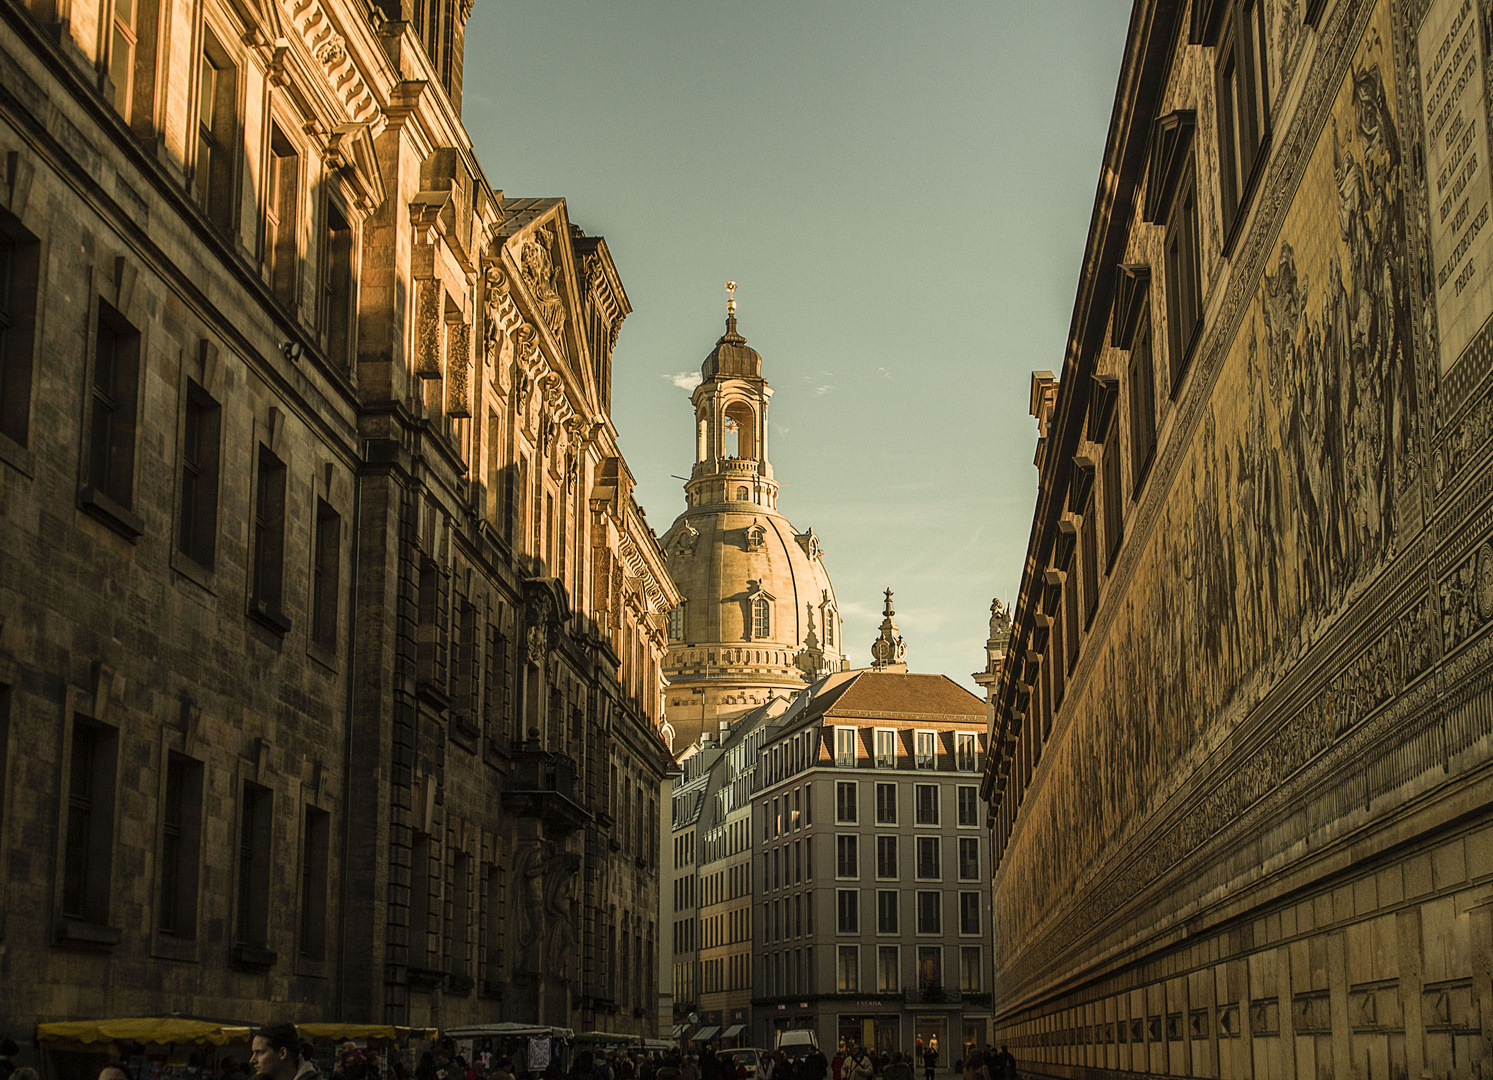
[752,597,771,638]
[737,486,749,501]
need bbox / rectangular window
[957,786,979,827]
[235,781,273,954]
[89,300,141,510]
[1102,432,1124,565]
[157,753,202,936]
[917,944,942,989]
[958,837,980,881]
[0,213,40,446]
[195,31,237,230]
[914,730,936,770]
[836,834,858,879]
[409,831,432,966]
[1129,314,1157,492]
[1216,0,1269,236]
[835,726,857,766]
[874,728,896,767]
[835,780,857,823]
[878,945,899,991]
[1065,567,1081,673]
[836,889,859,934]
[914,784,939,825]
[63,719,118,924]
[959,892,981,935]
[954,732,976,771]
[875,782,897,824]
[109,0,137,119]
[1165,166,1203,392]
[960,946,982,992]
[322,200,355,367]
[266,125,299,308]
[299,806,329,960]
[1082,497,1100,625]
[836,945,859,992]
[178,381,221,568]
[667,602,685,642]
[876,834,898,879]
[915,836,941,880]
[252,446,289,624]
[876,890,899,935]
[805,888,813,934]
[449,849,470,978]
[311,499,341,651]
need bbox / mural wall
[994,0,1493,1008]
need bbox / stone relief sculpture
[520,227,567,341]
[1000,9,1423,953]
[511,840,581,976]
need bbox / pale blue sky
[463,3,1132,688]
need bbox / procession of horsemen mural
[996,1,1435,952]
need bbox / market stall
[36,1018,254,1080]
[441,1025,574,1075]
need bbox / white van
[774,1030,819,1061]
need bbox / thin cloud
[665,371,702,391]
[814,385,834,396]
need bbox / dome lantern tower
[659,284,845,750]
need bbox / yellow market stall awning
[297,1026,438,1043]
[37,1019,253,1054]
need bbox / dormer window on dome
[745,520,766,551]
[745,580,775,640]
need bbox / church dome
[659,295,844,749]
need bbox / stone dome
[658,304,844,749]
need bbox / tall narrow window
[299,806,329,960]
[251,446,288,627]
[1102,433,1124,565]
[63,719,118,926]
[311,500,341,651]
[875,782,897,824]
[835,781,857,823]
[874,729,896,768]
[483,864,504,991]
[195,32,236,230]
[836,945,859,992]
[110,0,138,120]
[409,831,432,967]
[836,889,859,934]
[1082,498,1100,625]
[914,730,936,770]
[322,201,354,366]
[88,301,141,511]
[1215,0,1269,236]
[178,381,221,568]
[158,753,202,936]
[0,211,39,446]
[877,889,899,934]
[1128,315,1157,491]
[876,835,898,879]
[1165,168,1203,392]
[915,836,940,880]
[667,602,685,642]
[954,732,977,771]
[835,727,857,767]
[959,892,981,935]
[958,837,980,880]
[914,784,939,825]
[752,596,770,638]
[957,786,979,826]
[450,850,470,980]
[836,834,859,878]
[1065,572,1080,672]
[266,127,299,308]
[915,894,941,935]
[960,947,982,992]
[878,945,899,991]
[234,781,273,963]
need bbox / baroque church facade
[983,1,1493,1078]
[0,0,676,1043]
[659,297,846,751]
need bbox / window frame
[1164,161,1203,396]
[0,209,41,459]
[1214,0,1270,248]
[914,783,939,826]
[915,892,942,936]
[835,833,859,879]
[914,729,936,770]
[1128,311,1157,495]
[835,888,859,934]
[874,781,897,824]
[835,779,858,823]
[914,835,941,882]
[875,834,898,880]
[81,297,144,537]
[958,836,980,881]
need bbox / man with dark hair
[252,1025,320,1080]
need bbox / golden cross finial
[725,280,738,315]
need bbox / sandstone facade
[0,0,676,1044]
[981,2,1493,1078]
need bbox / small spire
[725,280,738,334]
[871,587,908,671]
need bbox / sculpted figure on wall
[999,11,1421,956]
[520,227,567,342]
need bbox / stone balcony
[501,732,590,833]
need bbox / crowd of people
[0,1029,1019,1080]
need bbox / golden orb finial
[725,280,737,315]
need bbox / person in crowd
[251,1025,320,1080]
[919,1044,937,1080]
[880,1053,911,1080]
[654,1055,682,1080]
[844,1046,873,1080]
[828,1050,842,1080]
[802,1048,827,1080]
